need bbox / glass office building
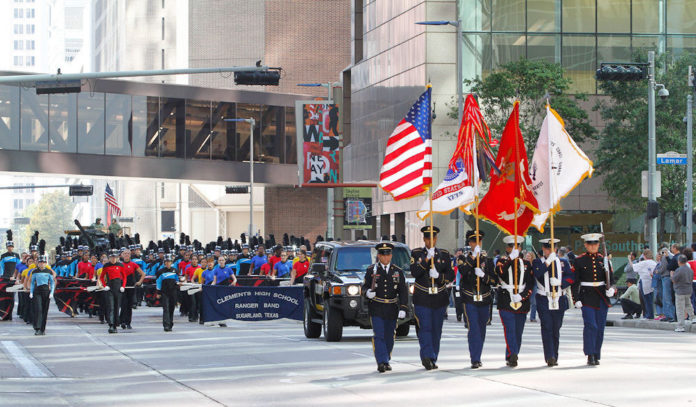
[459,0,696,93]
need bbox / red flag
[449,94,498,184]
[478,102,539,236]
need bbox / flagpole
[472,122,482,299]
[546,102,558,301]
[429,186,436,291]
[512,103,521,311]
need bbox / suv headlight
[346,285,360,296]
[409,284,415,295]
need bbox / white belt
[580,282,605,287]
[500,283,525,291]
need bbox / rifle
[600,222,611,287]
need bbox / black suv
[302,240,415,341]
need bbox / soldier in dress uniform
[362,242,409,373]
[458,230,497,369]
[571,233,615,366]
[496,235,534,367]
[410,226,454,370]
[532,238,575,367]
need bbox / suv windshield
[334,246,411,275]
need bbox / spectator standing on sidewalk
[671,255,695,332]
[632,249,657,320]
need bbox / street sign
[641,170,661,198]
[657,151,687,165]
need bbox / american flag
[105,183,121,225]
[379,87,432,201]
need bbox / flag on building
[530,105,594,231]
[379,87,432,201]
[104,183,121,226]
[478,101,539,236]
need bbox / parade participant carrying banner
[201,285,303,322]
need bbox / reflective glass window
[562,0,595,33]
[145,97,159,157]
[491,34,526,69]
[0,85,20,150]
[597,1,630,33]
[235,104,262,162]
[667,0,696,34]
[460,0,490,31]
[632,0,660,34]
[49,94,77,153]
[562,35,596,94]
[492,0,524,32]
[105,93,132,156]
[131,96,147,157]
[185,99,211,159]
[597,36,631,63]
[159,98,185,158]
[77,92,104,154]
[632,35,661,52]
[527,0,559,32]
[285,106,296,164]
[667,36,696,57]
[527,34,560,63]
[20,88,48,151]
[211,102,236,161]
[462,33,491,83]
[259,105,283,163]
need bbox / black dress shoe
[377,363,386,373]
[385,363,392,371]
[471,362,480,369]
[506,354,518,367]
[457,315,462,322]
[121,323,127,329]
[421,358,434,370]
[431,360,438,369]
[108,327,116,334]
[126,325,132,329]
[594,357,600,365]
[40,330,45,336]
[547,358,557,367]
[587,355,596,365]
[34,330,40,335]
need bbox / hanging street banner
[343,187,373,229]
[295,101,341,185]
[201,285,304,322]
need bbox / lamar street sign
[657,151,688,165]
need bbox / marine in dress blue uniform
[496,235,534,367]
[362,243,409,373]
[409,226,454,370]
[458,230,497,369]
[571,233,615,366]
[532,238,575,367]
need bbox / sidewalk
[607,316,696,333]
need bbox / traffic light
[647,200,659,219]
[234,70,281,86]
[225,186,249,194]
[595,63,647,81]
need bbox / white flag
[530,106,594,231]
[417,158,477,220]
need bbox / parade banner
[343,187,372,229]
[295,101,341,185]
[201,285,304,322]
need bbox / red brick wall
[264,186,327,242]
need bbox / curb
[607,318,696,333]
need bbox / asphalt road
[0,304,693,407]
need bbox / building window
[26,56,35,66]
[13,199,23,210]
[26,24,35,34]
[14,40,23,50]
[25,199,33,207]
[26,8,34,18]
[14,24,23,34]
[26,40,34,50]
[13,56,23,66]
[161,17,165,40]
[161,49,165,69]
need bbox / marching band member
[99,249,127,334]
[156,254,179,332]
[532,238,575,367]
[29,254,54,335]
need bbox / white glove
[473,246,481,257]
[474,268,485,278]
[511,293,522,303]
[270,275,276,281]
[429,268,439,279]
[366,289,376,299]
[426,247,436,260]
[575,301,583,309]
[549,277,561,286]
[49,293,54,300]
[545,252,557,266]
[103,286,110,291]
[119,287,125,293]
[509,249,519,260]
[29,293,33,299]
[398,310,406,319]
[605,287,615,297]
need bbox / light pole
[297,82,342,240]
[416,19,464,248]
[224,118,256,240]
[687,66,694,247]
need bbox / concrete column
[394,212,405,243]
[380,214,390,239]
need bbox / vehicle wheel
[323,304,343,342]
[303,298,321,338]
[396,323,410,337]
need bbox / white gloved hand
[426,247,436,260]
[29,293,33,299]
[103,286,110,291]
[511,293,522,303]
[545,252,557,266]
[270,275,276,281]
[49,293,54,300]
[366,289,376,299]
[119,286,125,293]
[473,245,481,257]
[509,249,519,260]
[429,268,439,279]
[398,310,406,319]
[549,277,561,286]
[575,301,583,309]
[474,268,485,278]
[605,287,616,297]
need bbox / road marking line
[1,341,52,378]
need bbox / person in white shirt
[632,249,657,319]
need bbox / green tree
[22,191,75,249]
[594,52,696,238]
[461,59,596,154]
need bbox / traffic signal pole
[648,51,658,255]
[687,66,694,247]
